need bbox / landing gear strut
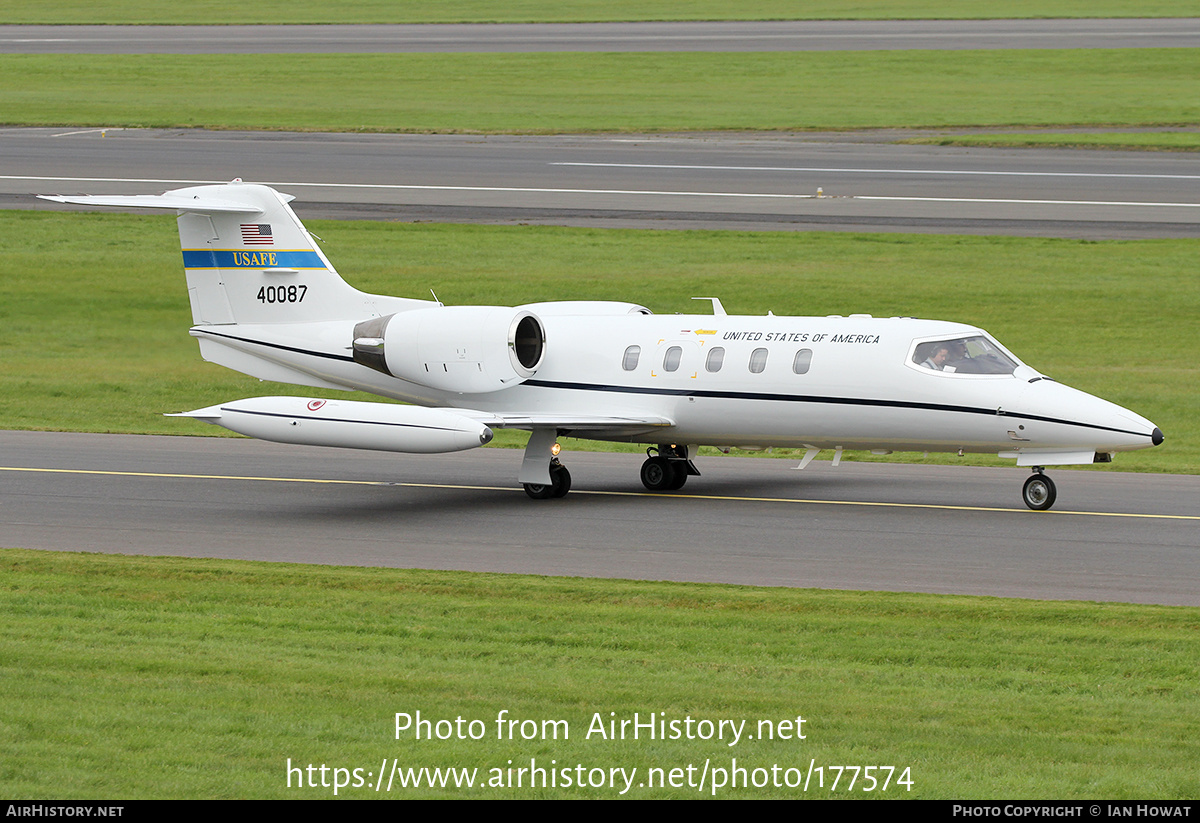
[640,444,698,492]
[521,429,571,500]
[1022,468,1057,511]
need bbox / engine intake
[353,306,545,394]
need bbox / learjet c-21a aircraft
[42,182,1164,510]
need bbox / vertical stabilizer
[41,182,395,325]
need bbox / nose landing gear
[1021,469,1057,511]
[523,459,571,499]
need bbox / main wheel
[640,456,677,491]
[1022,473,1057,511]
[550,465,571,498]
[668,464,689,490]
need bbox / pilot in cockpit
[943,340,968,370]
[920,343,952,370]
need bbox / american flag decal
[240,224,273,245]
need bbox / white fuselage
[193,309,1159,461]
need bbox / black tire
[668,465,689,490]
[525,465,571,499]
[640,456,676,491]
[1022,473,1057,511]
[524,482,553,500]
[550,465,572,498]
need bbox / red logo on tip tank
[307,400,326,411]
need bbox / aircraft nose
[1014,379,1161,453]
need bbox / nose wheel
[1021,470,1057,511]
[523,460,571,499]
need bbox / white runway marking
[552,161,1200,181]
[11,175,1199,210]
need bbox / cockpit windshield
[912,335,1019,375]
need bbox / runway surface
[2,431,1196,606]
[4,20,1200,54]
[7,128,1199,238]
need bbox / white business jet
[42,182,1163,510]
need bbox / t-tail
[40,180,422,326]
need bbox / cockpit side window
[912,336,1018,375]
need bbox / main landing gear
[1021,468,1057,511]
[520,435,700,500]
[640,444,699,492]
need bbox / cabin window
[706,347,725,372]
[748,347,768,374]
[663,346,682,372]
[792,349,813,375]
[912,335,1018,375]
[622,345,640,371]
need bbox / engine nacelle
[352,306,545,394]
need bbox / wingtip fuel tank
[175,396,494,454]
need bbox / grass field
[2,50,1197,133]
[2,549,1197,799]
[2,210,1193,473]
[3,1,1197,24]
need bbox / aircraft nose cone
[1152,427,1165,446]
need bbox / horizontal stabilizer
[38,193,261,214]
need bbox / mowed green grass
[2,50,1197,133]
[2,549,1197,799]
[3,0,1196,24]
[1,210,1193,472]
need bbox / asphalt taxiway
[2,431,1196,606]
[7,128,1199,238]
[3,20,1199,54]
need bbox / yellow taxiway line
[4,465,1197,521]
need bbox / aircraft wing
[455,410,674,435]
